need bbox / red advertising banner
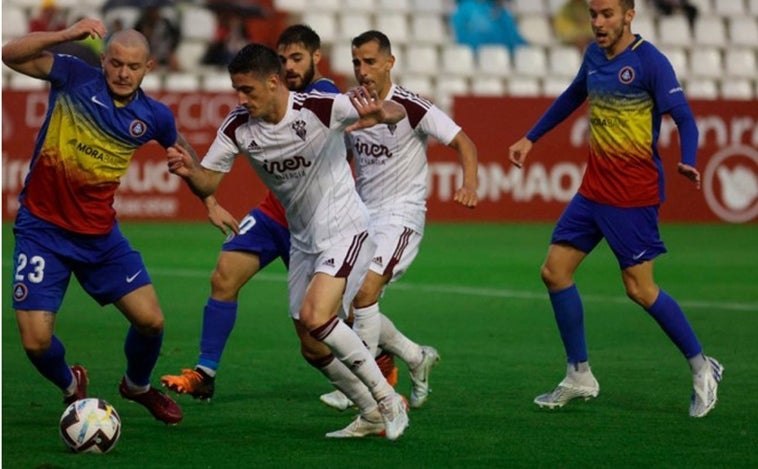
[2,91,756,223]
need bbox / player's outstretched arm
[2,18,106,78]
[508,137,534,169]
[166,145,224,199]
[204,196,240,236]
[449,130,479,208]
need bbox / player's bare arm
[166,145,224,199]
[449,131,479,208]
[508,137,534,169]
[677,163,701,190]
[2,18,106,78]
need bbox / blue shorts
[11,207,151,311]
[222,208,290,269]
[551,193,667,269]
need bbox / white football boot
[689,355,724,418]
[319,389,354,411]
[534,364,599,409]
[377,392,409,440]
[409,346,440,408]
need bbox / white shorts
[287,231,376,320]
[369,224,422,284]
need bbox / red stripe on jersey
[258,190,288,228]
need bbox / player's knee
[625,285,658,308]
[209,267,240,300]
[540,264,566,290]
[300,340,331,364]
[21,335,52,356]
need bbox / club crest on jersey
[292,120,306,141]
[129,119,147,137]
[12,282,28,302]
[618,66,635,84]
[387,124,397,135]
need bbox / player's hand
[454,185,478,208]
[206,199,240,236]
[65,18,106,42]
[166,145,195,177]
[677,162,701,189]
[346,86,384,131]
[508,137,533,168]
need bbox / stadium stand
[1,0,755,106]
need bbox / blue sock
[549,284,588,364]
[645,289,702,358]
[124,325,162,387]
[198,298,238,371]
[26,335,72,391]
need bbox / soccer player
[3,19,183,424]
[165,43,410,439]
[507,0,722,417]
[319,30,480,422]
[160,25,397,401]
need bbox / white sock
[688,353,707,374]
[353,303,381,357]
[378,313,423,368]
[64,368,77,397]
[316,318,394,402]
[196,365,216,377]
[124,375,150,394]
[318,357,377,414]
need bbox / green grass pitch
[2,222,757,468]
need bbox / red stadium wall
[2,91,756,223]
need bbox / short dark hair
[620,0,635,11]
[351,30,392,55]
[228,43,283,78]
[277,24,322,53]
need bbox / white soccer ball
[59,398,121,453]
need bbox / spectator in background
[553,0,595,52]
[649,0,698,30]
[201,8,253,67]
[29,0,68,32]
[134,2,181,71]
[450,0,527,53]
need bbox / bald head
[105,29,151,60]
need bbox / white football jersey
[346,84,462,233]
[201,91,369,253]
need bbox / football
[59,398,121,454]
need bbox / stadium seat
[176,41,208,71]
[8,73,47,90]
[398,74,434,99]
[338,12,373,41]
[507,77,542,97]
[103,6,141,30]
[548,46,582,78]
[470,76,505,96]
[378,0,411,12]
[513,45,547,78]
[689,48,722,79]
[302,12,338,44]
[165,73,200,92]
[342,0,377,12]
[404,44,440,74]
[724,48,757,79]
[375,12,410,45]
[477,45,512,77]
[685,78,718,99]
[720,78,754,100]
[693,17,727,48]
[441,44,476,78]
[329,42,355,76]
[633,16,658,44]
[728,18,758,47]
[202,72,232,92]
[658,46,689,79]
[274,0,308,13]
[410,0,449,14]
[657,16,692,48]
[181,6,217,43]
[410,14,449,45]
[518,14,555,47]
[140,73,163,92]
[713,0,747,17]
[2,6,29,41]
[511,0,548,16]
[435,76,469,113]
[542,76,572,97]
